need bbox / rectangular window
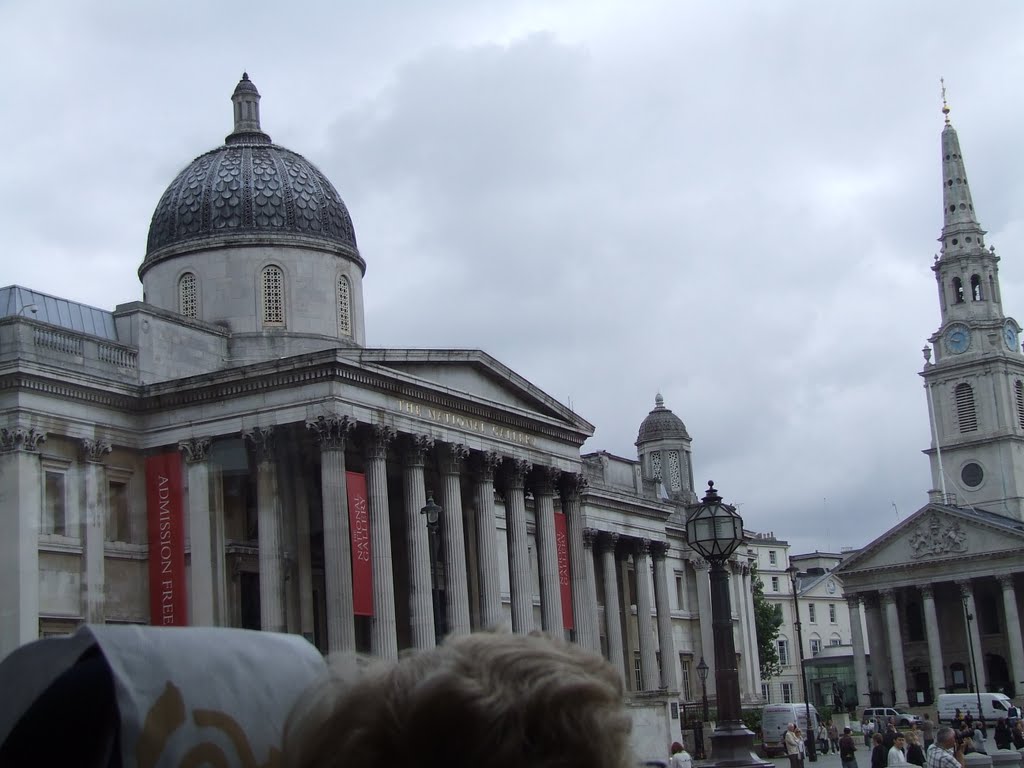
[778,639,790,667]
[675,573,685,610]
[43,470,67,535]
[761,682,771,703]
[782,682,795,703]
[810,638,822,656]
[633,654,642,692]
[771,576,779,592]
[829,603,836,623]
[830,637,842,647]
[808,603,817,623]
[680,656,692,700]
[769,550,777,565]
[108,480,131,542]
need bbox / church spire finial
[941,77,950,125]
[938,81,983,250]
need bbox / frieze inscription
[395,399,537,447]
[907,512,968,559]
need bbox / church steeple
[938,86,985,256]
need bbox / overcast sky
[3,1,1024,556]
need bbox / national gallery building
[0,75,762,708]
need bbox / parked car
[861,707,921,728]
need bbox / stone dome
[141,73,361,276]
[636,394,690,445]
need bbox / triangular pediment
[835,504,1024,578]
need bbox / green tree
[752,564,784,681]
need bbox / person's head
[282,632,632,768]
[935,727,956,750]
[873,734,884,746]
[906,731,918,746]
[671,742,685,755]
[894,733,906,750]
[844,727,852,735]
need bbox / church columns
[472,451,503,630]
[741,564,763,699]
[503,458,534,633]
[81,438,112,624]
[652,541,678,691]
[439,443,471,636]
[599,533,626,682]
[366,424,398,658]
[180,437,213,626]
[403,434,436,649]
[243,427,285,633]
[919,585,946,698]
[531,466,563,634]
[693,558,717,697]
[0,427,44,657]
[634,539,659,691]
[958,579,988,692]
[562,474,595,649]
[306,415,356,651]
[847,594,870,708]
[880,588,909,708]
[863,594,891,704]
[581,528,601,652]
[996,574,1024,696]
[290,452,314,640]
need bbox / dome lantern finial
[228,72,269,144]
[655,392,665,408]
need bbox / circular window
[961,462,984,488]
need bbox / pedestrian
[1011,720,1024,750]
[883,721,899,749]
[906,731,925,767]
[830,719,841,753]
[872,733,888,768]
[785,723,803,768]
[925,727,965,768]
[921,713,934,749]
[818,721,830,754]
[888,732,909,766]
[797,726,807,768]
[994,718,1011,751]
[952,709,963,729]
[1008,702,1021,728]
[840,726,859,768]
[670,741,693,768]
[970,719,987,754]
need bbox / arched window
[337,274,352,337]
[955,383,978,433]
[1015,381,1024,429]
[261,265,284,326]
[952,277,965,304]
[971,274,983,301]
[178,272,197,318]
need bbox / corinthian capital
[0,426,46,453]
[81,438,113,464]
[559,472,588,502]
[365,423,397,460]
[650,540,671,560]
[472,450,502,482]
[582,527,598,549]
[403,433,435,468]
[305,415,354,451]
[529,465,561,496]
[242,426,276,462]
[178,437,211,463]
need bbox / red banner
[146,452,188,626]
[347,471,373,616]
[554,511,573,630]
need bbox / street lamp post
[786,565,817,763]
[962,596,984,719]
[697,656,711,722]
[685,481,771,768]
[421,494,444,645]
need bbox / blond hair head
[283,631,632,768]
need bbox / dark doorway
[241,572,261,630]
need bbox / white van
[762,703,820,757]
[937,693,1014,726]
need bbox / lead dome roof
[636,394,690,444]
[141,73,361,275]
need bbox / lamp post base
[707,721,773,768]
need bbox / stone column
[180,437,213,626]
[472,450,504,630]
[243,427,285,633]
[0,427,44,656]
[503,458,534,633]
[958,579,988,693]
[581,527,601,652]
[81,438,112,624]
[652,541,678,691]
[210,462,228,625]
[847,594,870,708]
[880,588,909,708]
[634,539,659,691]
[366,424,398,658]
[531,465,563,634]
[439,443,471,636]
[561,473,594,648]
[742,564,764,698]
[693,558,717,697]
[919,585,946,698]
[996,574,1024,697]
[305,416,355,651]
[291,454,314,641]
[598,532,626,683]
[730,559,750,698]
[863,593,892,703]
[403,434,435,649]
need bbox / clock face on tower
[944,323,971,355]
[1004,322,1018,352]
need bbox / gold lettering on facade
[395,399,537,446]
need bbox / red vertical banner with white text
[146,452,188,626]
[554,510,573,630]
[346,471,373,616]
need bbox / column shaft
[82,450,108,624]
[959,580,988,692]
[652,543,678,690]
[693,559,717,697]
[180,438,213,626]
[920,585,945,698]
[634,541,659,691]
[742,565,763,698]
[599,533,626,683]
[847,595,870,708]
[997,575,1024,698]
[532,466,563,634]
[209,463,228,625]
[440,443,471,636]
[256,460,284,632]
[881,589,909,707]
[305,416,355,651]
[582,528,601,652]
[366,424,398,658]
[473,451,504,630]
[292,455,314,641]
[403,435,435,649]
[504,458,534,633]
[731,561,749,698]
[562,475,593,648]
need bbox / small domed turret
[636,394,696,503]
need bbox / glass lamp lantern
[685,481,744,561]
